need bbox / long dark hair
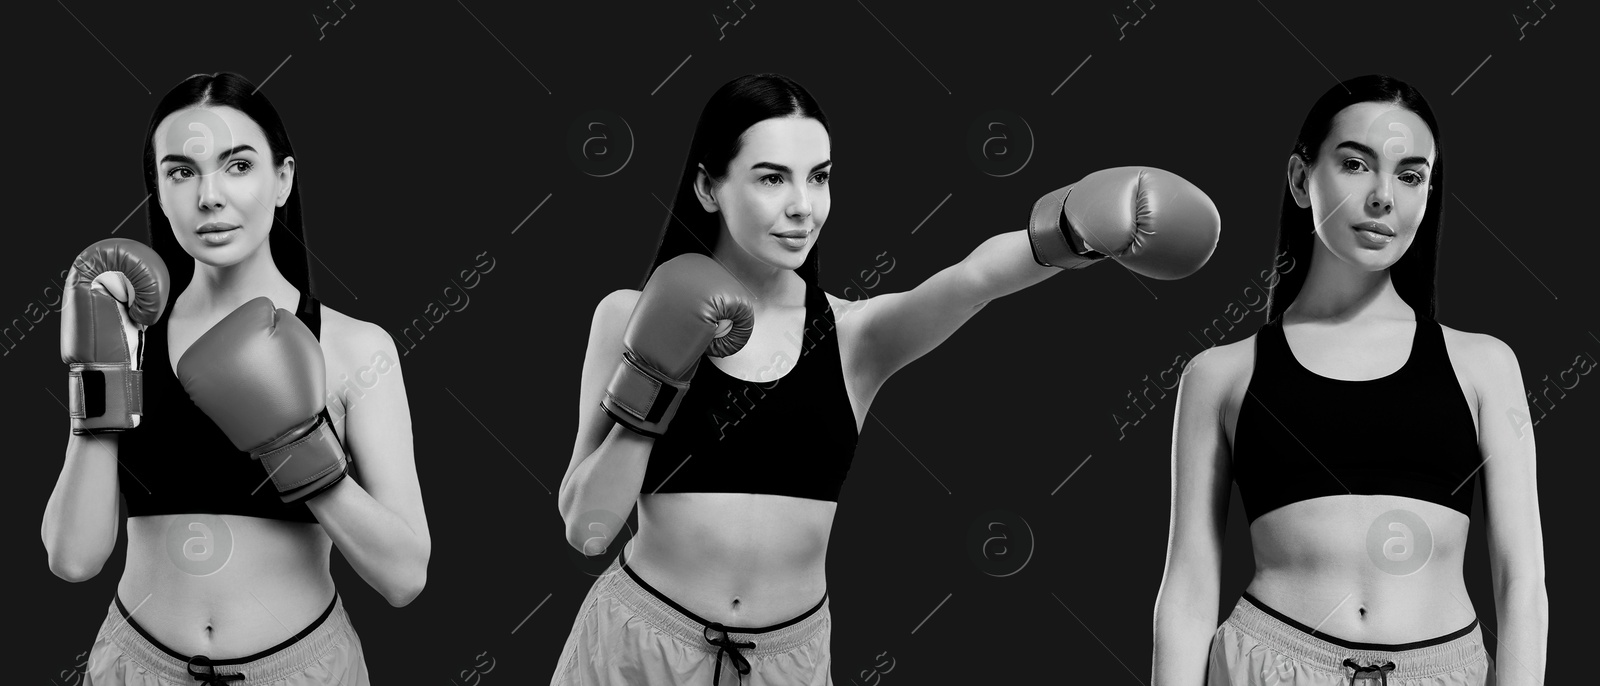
[142,72,314,300]
[1265,74,1444,322]
[641,73,830,289]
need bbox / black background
[8,1,1591,683]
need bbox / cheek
[158,185,190,220]
[240,177,279,220]
[1309,172,1350,218]
[245,174,277,203]
[1316,169,1356,201]
[733,191,778,225]
[1405,188,1429,224]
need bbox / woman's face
[699,116,831,272]
[1289,101,1435,272]
[153,105,293,267]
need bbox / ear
[275,157,296,208]
[1286,154,1312,209]
[693,164,719,213]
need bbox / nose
[787,184,812,220]
[1367,175,1393,215]
[197,169,226,211]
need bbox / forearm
[42,432,122,581]
[1492,581,1548,686]
[1152,578,1219,686]
[961,230,1061,304]
[558,424,654,552]
[307,477,429,606]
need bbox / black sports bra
[642,278,860,502]
[1231,317,1482,524]
[117,290,349,522]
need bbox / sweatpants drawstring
[705,622,756,686]
[185,655,246,684]
[1342,657,1397,686]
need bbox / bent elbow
[566,525,623,558]
[565,529,592,555]
[562,501,632,557]
[48,551,104,583]
[44,531,108,583]
[386,571,427,608]
[388,546,431,608]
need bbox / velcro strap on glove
[252,411,349,503]
[600,349,691,439]
[67,363,143,435]
[1027,185,1106,270]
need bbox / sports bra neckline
[701,279,815,385]
[1274,316,1422,385]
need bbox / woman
[555,73,1220,684]
[1153,74,1547,685]
[42,72,430,685]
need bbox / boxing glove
[61,238,172,434]
[1028,166,1220,280]
[601,253,755,438]
[177,296,348,503]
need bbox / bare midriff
[1245,494,1476,643]
[118,515,335,657]
[624,492,835,627]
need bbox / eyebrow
[159,144,259,165]
[750,159,832,174]
[1335,141,1429,168]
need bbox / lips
[773,230,810,239]
[1352,221,1396,247]
[197,222,240,234]
[1353,221,1394,237]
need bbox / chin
[1338,246,1401,272]
[775,251,809,271]
[188,237,265,266]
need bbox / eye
[760,174,784,186]
[227,159,253,174]
[1341,158,1370,173]
[1399,170,1425,186]
[164,167,194,180]
[812,171,830,184]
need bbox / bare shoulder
[823,291,853,324]
[321,304,401,369]
[595,289,642,338]
[605,288,642,309]
[822,289,869,354]
[1439,323,1517,364]
[1439,323,1520,387]
[1184,333,1257,395]
[1185,334,1258,447]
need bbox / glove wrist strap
[601,349,690,439]
[68,363,142,435]
[251,412,350,503]
[1028,185,1106,270]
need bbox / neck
[183,243,297,315]
[1285,239,1411,323]
[710,242,804,308]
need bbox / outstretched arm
[845,231,1049,387]
[852,166,1221,385]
